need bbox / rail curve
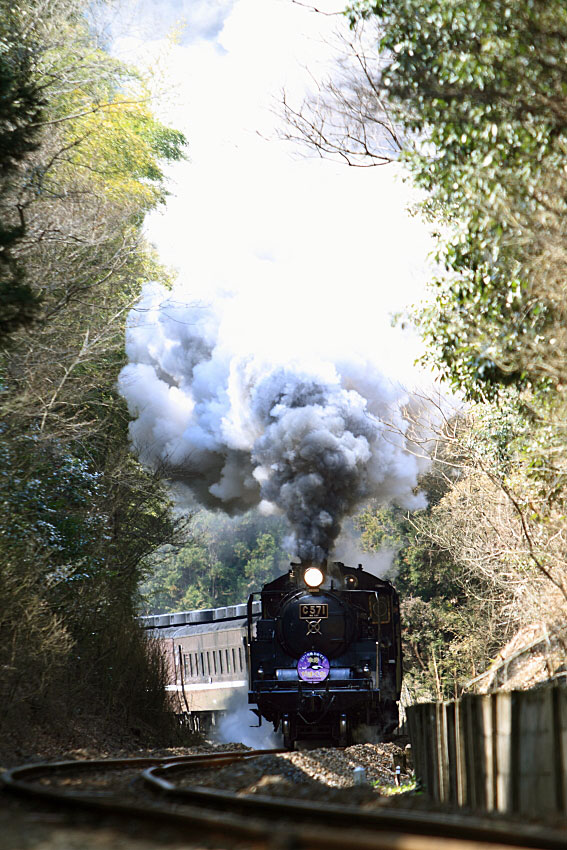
[2,749,564,850]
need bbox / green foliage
[340,0,567,694]
[0,0,187,744]
[56,90,186,210]
[0,5,45,338]
[373,777,417,795]
[355,492,496,700]
[356,467,457,602]
[0,387,183,728]
[141,511,291,614]
[0,0,187,342]
[356,505,410,555]
[347,0,567,400]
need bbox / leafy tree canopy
[0,0,188,741]
[0,3,45,336]
[140,511,291,614]
[347,0,567,400]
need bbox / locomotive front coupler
[298,680,333,715]
[297,694,336,727]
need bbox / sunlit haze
[113,0,445,561]
[110,0,435,372]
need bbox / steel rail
[143,759,566,850]
[0,750,288,845]
[2,751,564,850]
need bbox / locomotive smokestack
[119,284,435,561]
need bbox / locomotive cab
[247,560,402,749]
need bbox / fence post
[493,691,512,813]
[517,687,557,817]
[455,698,467,806]
[554,685,567,815]
[407,704,428,794]
[480,695,494,810]
[428,702,441,800]
[406,686,567,816]
[444,701,458,805]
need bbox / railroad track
[2,749,564,850]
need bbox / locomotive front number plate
[299,603,328,619]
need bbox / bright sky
[110,0,436,380]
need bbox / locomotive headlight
[304,567,324,588]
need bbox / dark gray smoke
[118,284,432,563]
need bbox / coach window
[218,650,224,674]
[238,647,243,671]
[232,648,237,673]
[225,648,230,674]
[183,654,189,678]
[213,651,218,674]
[200,652,205,677]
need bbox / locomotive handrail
[246,593,255,645]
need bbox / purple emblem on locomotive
[297,651,330,682]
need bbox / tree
[353,453,502,701]
[284,1,567,399]
[140,511,291,614]
[344,0,567,400]
[0,3,45,338]
[281,0,567,691]
[281,20,402,166]
[0,0,188,742]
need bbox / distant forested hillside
[140,510,291,613]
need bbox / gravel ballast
[180,742,412,806]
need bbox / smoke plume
[118,283,432,563]
[215,688,282,748]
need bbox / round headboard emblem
[297,651,330,683]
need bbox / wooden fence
[406,685,567,817]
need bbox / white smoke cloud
[215,688,282,748]
[332,520,397,578]
[95,0,237,45]
[112,0,445,564]
[118,282,435,563]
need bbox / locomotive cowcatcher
[246,560,402,748]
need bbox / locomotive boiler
[246,560,402,748]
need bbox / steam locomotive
[247,560,402,748]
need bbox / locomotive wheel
[338,713,349,748]
[283,732,295,750]
[282,714,295,750]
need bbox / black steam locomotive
[246,560,402,748]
